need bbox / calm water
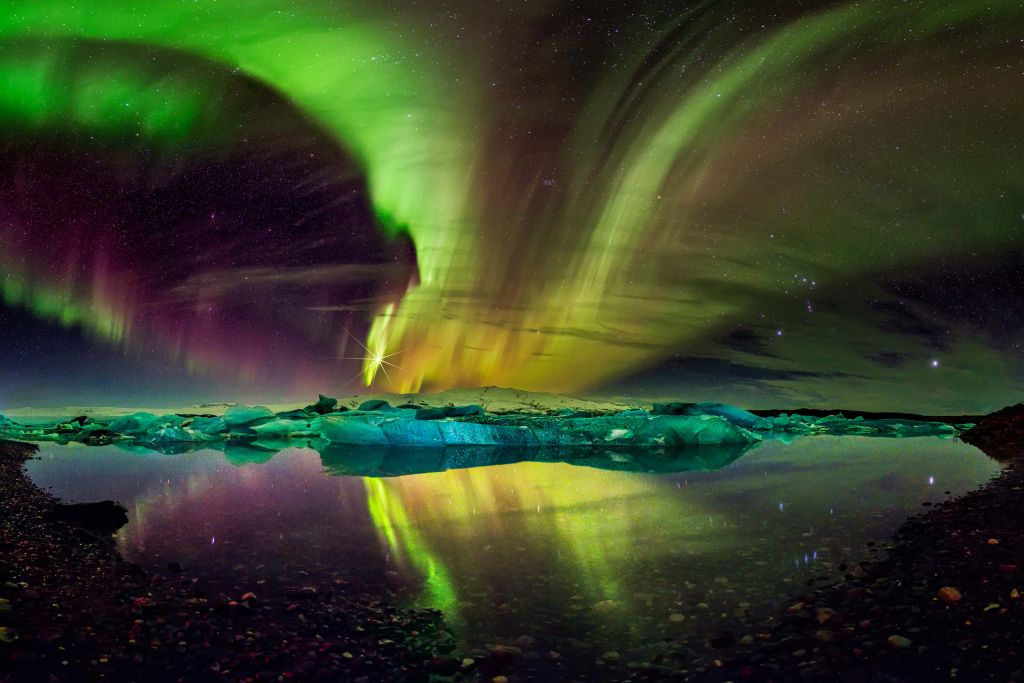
[26,436,999,666]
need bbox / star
[339,329,409,386]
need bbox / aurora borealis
[1,1,1023,411]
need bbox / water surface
[26,436,998,668]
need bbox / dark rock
[52,500,129,534]
[358,399,396,412]
[415,404,485,420]
[707,632,736,649]
[276,408,315,419]
[651,402,697,416]
[429,655,460,675]
[304,394,339,415]
[288,586,318,601]
[961,403,1024,460]
[488,644,523,663]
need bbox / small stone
[492,677,509,683]
[887,635,912,649]
[937,586,962,604]
[987,538,1000,545]
[813,629,834,643]
[461,658,475,669]
[489,644,522,661]
[602,650,620,662]
[786,601,805,614]
[429,655,460,676]
[668,613,686,623]
[708,632,735,649]
[815,607,840,625]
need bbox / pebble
[887,635,912,649]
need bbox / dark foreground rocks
[697,446,1024,682]
[0,440,453,683]
[961,404,1024,461]
[51,501,129,534]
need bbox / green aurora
[1,0,1023,411]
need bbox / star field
[0,0,1022,412]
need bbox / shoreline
[696,443,1023,681]
[0,440,455,683]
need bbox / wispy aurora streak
[0,0,481,392]
[1,1,1024,408]
[367,0,1024,395]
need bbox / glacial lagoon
[24,435,999,673]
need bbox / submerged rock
[52,501,129,534]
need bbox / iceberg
[223,405,276,434]
[315,409,760,448]
[252,417,323,439]
[0,395,970,453]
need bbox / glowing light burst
[340,325,410,388]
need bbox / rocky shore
[692,412,1024,682]
[0,440,454,683]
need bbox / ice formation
[0,397,968,453]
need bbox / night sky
[0,0,1022,412]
